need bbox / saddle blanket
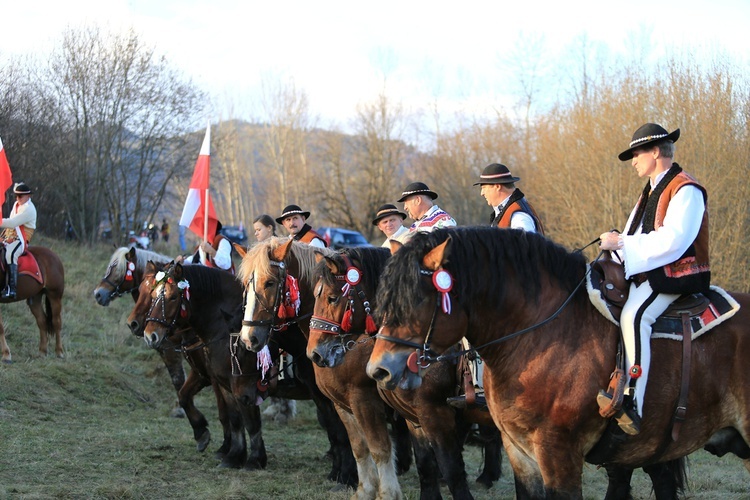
[586,267,740,341]
[1,251,43,284]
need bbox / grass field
[0,237,747,499]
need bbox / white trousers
[461,337,484,390]
[621,280,679,417]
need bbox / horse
[235,237,358,488]
[141,262,268,470]
[309,245,501,499]
[93,247,188,417]
[0,246,65,363]
[366,226,750,498]
[125,261,218,454]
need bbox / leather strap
[599,367,626,418]
[672,311,692,441]
[463,368,476,405]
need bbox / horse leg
[212,379,232,459]
[389,411,412,475]
[503,440,544,499]
[338,408,380,500]
[216,387,246,469]
[419,413,473,500]
[602,465,634,500]
[407,424,443,500]
[643,459,687,500]
[474,424,502,489]
[158,348,187,418]
[27,294,49,357]
[0,309,10,363]
[177,365,211,452]
[239,402,267,471]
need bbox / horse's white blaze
[239,273,258,346]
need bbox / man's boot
[2,264,17,299]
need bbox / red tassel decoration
[277,306,288,319]
[365,314,377,334]
[341,309,353,332]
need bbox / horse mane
[175,263,228,298]
[374,226,587,326]
[315,246,391,293]
[108,246,171,278]
[237,236,336,287]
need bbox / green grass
[0,237,747,499]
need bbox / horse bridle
[309,255,376,352]
[145,280,186,332]
[100,260,137,299]
[241,260,312,332]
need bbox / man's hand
[599,231,623,251]
[200,241,216,256]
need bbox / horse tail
[643,457,688,498]
[44,292,54,334]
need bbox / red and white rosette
[125,262,135,281]
[341,267,361,296]
[432,269,453,314]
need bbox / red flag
[0,136,14,207]
[179,125,218,243]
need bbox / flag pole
[202,121,210,243]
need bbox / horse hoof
[196,431,210,453]
[475,476,494,490]
[1,359,11,364]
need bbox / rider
[276,204,327,248]
[0,182,37,299]
[397,182,456,233]
[372,203,410,247]
[598,123,710,435]
[183,220,234,274]
[475,163,544,234]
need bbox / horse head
[142,262,190,349]
[93,246,139,306]
[367,233,469,391]
[308,247,387,368]
[126,260,163,337]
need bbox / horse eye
[264,280,276,290]
[327,294,340,305]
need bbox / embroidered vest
[629,164,710,294]
[492,189,545,236]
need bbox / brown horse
[93,247,187,417]
[310,246,501,499]
[236,237,358,488]
[142,262,267,470]
[367,227,750,498]
[0,246,65,363]
[125,261,218,454]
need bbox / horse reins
[375,248,606,365]
[101,260,138,299]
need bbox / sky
[4,0,750,131]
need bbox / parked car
[219,225,248,245]
[318,227,372,250]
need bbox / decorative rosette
[432,269,453,314]
[125,262,135,281]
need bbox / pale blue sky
[5,0,750,129]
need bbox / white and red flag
[0,136,14,207]
[179,124,218,243]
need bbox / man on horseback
[0,182,36,299]
[372,203,410,247]
[398,182,456,233]
[180,220,234,274]
[277,204,327,248]
[475,163,544,234]
[598,123,710,435]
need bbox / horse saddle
[587,252,739,337]
[0,250,43,285]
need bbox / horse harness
[101,259,138,299]
[241,260,311,333]
[309,254,378,353]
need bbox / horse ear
[145,260,156,273]
[272,238,294,262]
[389,240,403,255]
[422,236,452,271]
[127,246,137,260]
[322,255,339,274]
[174,262,184,280]
[232,242,247,259]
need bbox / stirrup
[597,391,641,435]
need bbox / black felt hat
[618,123,680,161]
[276,204,310,224]
[472,163,520,186]
[372,204,407,226]
[13,182,31,195]
[397,182,438,202]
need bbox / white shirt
[380,225,410,247]
[198,237,233,271]
[621,170,705,279]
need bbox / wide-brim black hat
[397,182,438,202]
[618,123,680,161]
[276,204,310,224]
[472,163,520,185]
[13,182,31,195]
[372,203,407,226]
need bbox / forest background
[0,25,748,291]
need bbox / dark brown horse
[236,237,358,488]
[94,247,187,417]
[310,246,501,499]
[142,262,267,470]
[0,246,64,363]
[125,261,219,454]
[367,227,750,498]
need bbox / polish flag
[179,125,218,243]
[0,136,14,207]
